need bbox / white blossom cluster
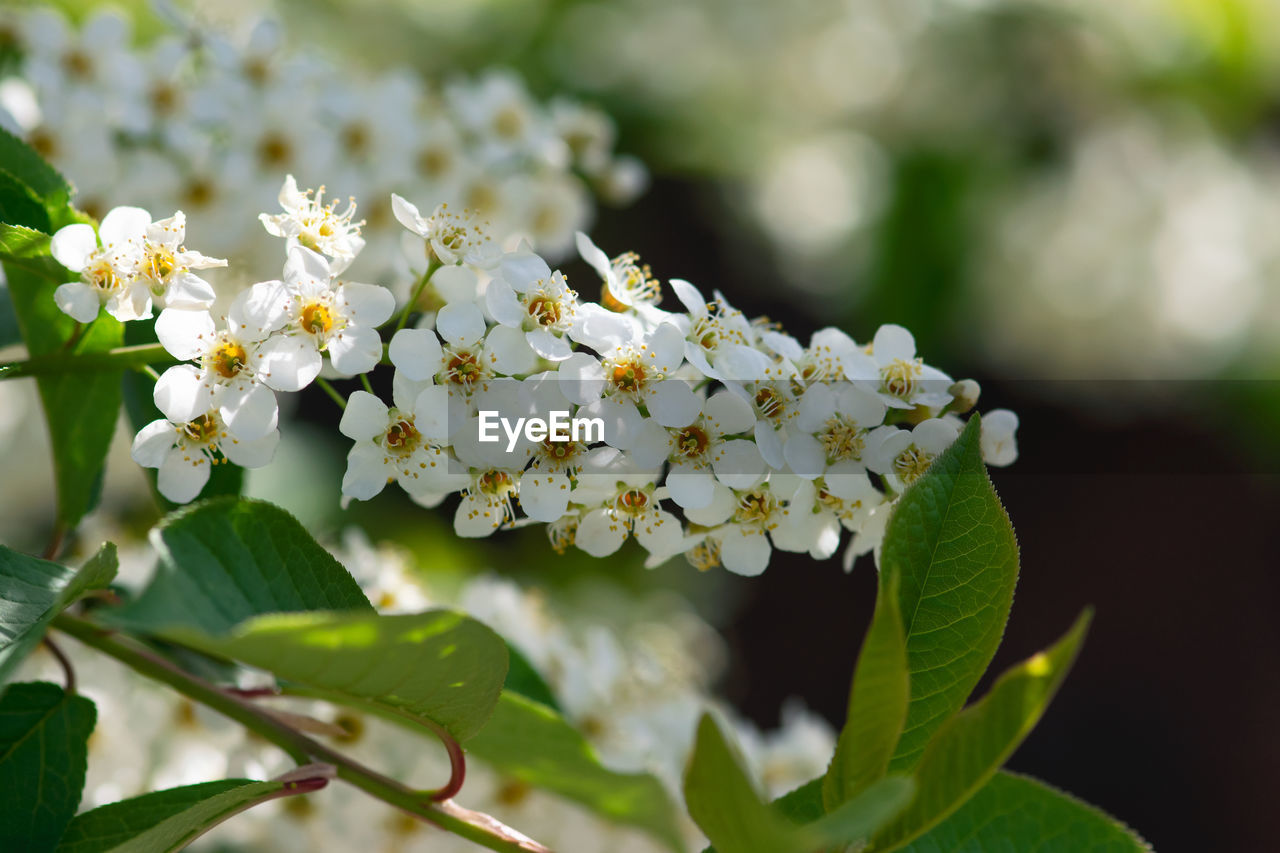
[51,174,1018,574]
[0,7,644,280]
[17,528,834,852]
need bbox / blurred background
[3,0,1280,850]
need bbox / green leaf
[467,691,684,850]
[870,612,1092,851]
[170,609,508,742]
[824,573,910,810]
[809,776,916,848]
[880,414,1019,772]
[772,777,825,825]
[0,168,50,232]
[898,772,1151,852]
[2,223,125,529]
[684,712,802,853]
[0,126,72,210]
[0,682,96,851]
[56,778,307,853]
[0,544,117,682]
[110,498,372,634]
[501,642,560,710]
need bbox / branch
[0,343,176,380]
[51,613,552,853]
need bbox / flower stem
[360,372,375,395]
[315,376,347,409]
[394,259,443,333]
[51,613,551,853]
[0,343,175,380]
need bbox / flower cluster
[0,7,644,283]
[59,173,1016,575]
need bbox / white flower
[251,247,395,381]
[981,409,1019,466]
[455,468,521,538]
[338,388,456,501]
[389,301,537,403]
[132,367,278,503]
[486,249,584,361]
[153,289,295,440]
[864,418,960,492]
[575,484,684,559]
[633,390,765,510]
[575,232,664,317]
[846,324,953,411]
[50,206,148,322]
[260,175,365,274]
[667,277,772,381]
[391,194,498,268]
[706,482,795,577]
[783,382,886,482]
[134,211,224,312]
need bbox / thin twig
[315,376,347,409]
[42,636,76,693]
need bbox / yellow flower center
[734,489,776,524]
[881,358,922,399]
[300,302,335,336]
[181,414,220,445]
[894,446,935,484]
[609,359,647,394]
[211,342,248,379]
[820,415,865,462]
[675,425,710,459]
[383,419,420,455]
[615,489,649,515]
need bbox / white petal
[648,322,686,374]
[257,334,322,392]
[501,250,552,290]
[391,193,426,235]
[53,282,100,323]
[486,324,538,375]
[913,418,959,454]
[669,278,708,319]
[485,278,526,328]
[158,450,210,503]
[328,326,383,376]
[50,224,97,272]
[339,282,396,328]
[576,508,627,557]
[823,462,876,502]
[432,265,479,303]
[575,231,612,281]
[412,386,451,441]
[754,420,785,469]
[164,272,216,310]
[99,205,151,246]
[782,433,826,480]
[630,418,672,469]
[153,364,211,423]
[704,390,755,436]
[342,442,390,501]
[712,439,768,488]
[557,352,606,405]
[436,300,486,347]
[648,380,700,428]
[525,327,573,362]
[519,472,571,522]
[981,410,1019,467]
[220,430,279,468]
[872,324,915,362]
[284,246,331,288]
[233,280,291,335]
[218,382,278,441]
[684,481,736,526]
[760,330,804,362]
[634,508,683,557]
[713,344,771,382]
[131,419,176,468]
[720,527,770,576]
[666,467,714,510]
[155,308,217,360]
[388,328,442,381]
[454,493,505,538]
[339,390,389,440]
